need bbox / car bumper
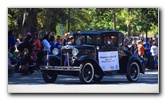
[40,66,81,71]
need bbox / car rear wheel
[126,62,140,82]
[42,70,57,83]
[79,62,94,84]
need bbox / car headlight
[72,48,79,56]
[52,48,59,56]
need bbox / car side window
[86,36,92,44]
[118,35,123,46]
[86,35,101,45]
[75,35,85,45]
[104,35,117,47]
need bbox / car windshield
[75,35,101,45]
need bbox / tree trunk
[68,8,71,32]
[127,24,130,37]
[113,9,116,30]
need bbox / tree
[8,8,41,36]
[8,8,158,37]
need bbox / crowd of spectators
[123,36,158,70]
[8,30,73,77]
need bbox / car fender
[123,49,133,56]
[126,56,144,74]
[77,55,104,75]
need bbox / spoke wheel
[42,70,57,83]
[126,62,140,82]
[79,62,94,84]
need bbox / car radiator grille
[61,49,73,66]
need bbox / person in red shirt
[33,33,41,55]
[137,40,145,57]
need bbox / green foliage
[8,8,158,36]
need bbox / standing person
[33,33,41,55]
[132,38,138,57]
[48,32,55,42]
[49,36,56,54]
[16,33,23,46]
[123,38,130,51]
[55,35,62,57]
[68,35,74,45]
[14,33,23,56]
[8,30,16,53]
[63,33,69,46]
[23,32,36,63]
[39,32,44,42]
[144,38,152,69]
[41,34,50,53]
[132,38,137,51]
[150,42,158,69]
[128,38,134,53]
[137,40,145,57]
[23,32,32,51]
[49,35,61,57]
[55,35,61,47]
[137,40,146,66]
[16,33,23,48]
[50,31,55,37]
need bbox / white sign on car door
[98,51,119,71]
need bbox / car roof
[74,30,124,35]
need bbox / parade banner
[98,51,119,71]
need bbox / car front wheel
[79,62,94,84]
[126,62,140,82]
[42,70,57,83]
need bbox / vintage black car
[40,30,145,83]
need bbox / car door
[97,33,120,71]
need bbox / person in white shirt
[150,42,158,56]
[150,42,158,68]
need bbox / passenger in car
[105,36,111,45]
[110,36,117,46]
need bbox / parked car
[40,30,145,84]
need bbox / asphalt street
[8,69,159,93]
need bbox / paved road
[8,69,159,93]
